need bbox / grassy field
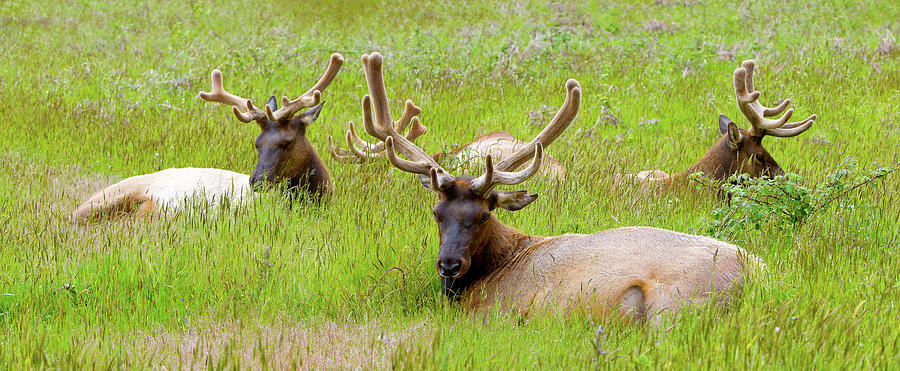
[1,0,899,368]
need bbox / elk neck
[671,135,736,182]
[289,137,333,200]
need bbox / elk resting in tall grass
[328,95,568,181]
[71,54,344,221]
[357,52,761,323]
[613,60,817,192]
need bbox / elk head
[350,52,581,282]
[696,60,817,180]
[199,53,344,197]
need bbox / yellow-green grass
[1,0,898,368]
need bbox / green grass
[1,0,899,368]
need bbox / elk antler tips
[265,104,276,121]
[345,130,354,147]
[430,168,441,191]
[410,117,427,136]
[331,53,345,64]
[565,79,580,91]
[232,106,251,123]
[362,52,384,66]
[405,100,422,115]
[742,60,755,69]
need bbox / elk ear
[294,101,325,126]
[418,174,433,189]
[266,96,278,111]
[726,121,743,149]
[718,114,733,134]
[490,191,538,211]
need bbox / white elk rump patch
[143,168,252,212]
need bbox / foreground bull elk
[329,105,568,181]
[614,60,817,192]
[71,54,343,221]
[357,52,761,322]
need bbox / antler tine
[765,114,817,137]
[395,100,422,133]
[267,53,344,121]
[198,69,265,123]
[472,143,544,197]
[362,52,454,188]
[734,60,817,137]
[347,121,379,150]
[494,79,581,172]
[350,118,427,153]
[327,135,365,163]
[345,129,382,161]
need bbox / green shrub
[692,160,894,238]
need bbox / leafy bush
[692,160,894,237]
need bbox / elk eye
[479,212,490,224]
[432,210,440,222]
[281,140,293,148]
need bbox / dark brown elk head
[690,60,816,180]
[198,54,343,199]
[350,52,580,285]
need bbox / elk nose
[249,174,267,191]
[438,260,461,277]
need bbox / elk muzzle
[436,251,470,278]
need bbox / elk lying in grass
[71,54,344,221]
[613,60,817,192]
[356,52,761,322]
[328,99,569,181]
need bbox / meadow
[1,0,899,368]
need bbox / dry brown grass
[124,318,432,369]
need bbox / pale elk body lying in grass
[71,54,344,221]
[355,52,762,323]
[329,104,569,181]
[613,60,817,193]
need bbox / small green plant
[692,160,894,237]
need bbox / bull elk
[328,106,569,181]
[613,60,817,192]
[71,54,344,221]
[356,52,761,322]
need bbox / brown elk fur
[433,178,758,323]
[614,60,816,194]
[72,54,343,221]
[356,52,758,323]
[613,117,784,193]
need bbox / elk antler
[199,53,344,123]
[267,53,344,122]
[734,60,816,137]
[328,100,428,163]
[493,79,582,172]
[358,52,455,190]
[470,78,580,196]
[471,143,544,197]
[198,69,267,123]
